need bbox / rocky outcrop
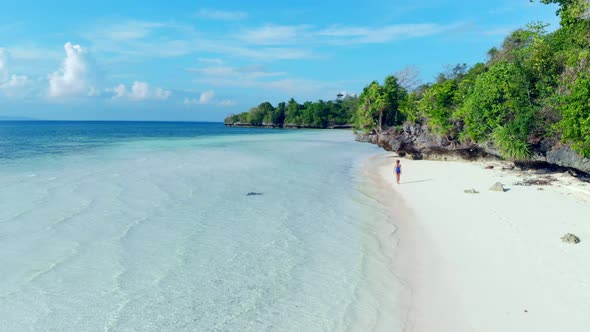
[225,122,280,128]
[327,124,353,129]
[355,123,590,175]
[546,145,590,175]
[356,123,501,160]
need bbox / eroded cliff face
[546,145,590,174]
[356,123,499,161]
[356,123,590,174]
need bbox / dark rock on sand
[561,233,581,244]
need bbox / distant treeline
[224,95,358,128]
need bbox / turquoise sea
[0,121,401,331]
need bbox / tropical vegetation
[226,0,590,160]
[224,94,358,128]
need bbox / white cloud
[236,23,458,46]
[8,45,63,61]
[219,45,313,61]
[196,9,247,20]
[199,90,215,104]
[0,48,9,82]
[0,74,31,97]
[81,19,316,61]
[317,23,461,44]
[187,59,350,98]
[109,81,171,101]
[95,20,165,41]
[112,84,127,98]
[238,25,310,45]
[154,87,171,100]
[0,48,32,97]
[129,81,149,100]
[184,95,236,107]
[197,57,224,65]
[219,99,237,106]
[183,97,199,105]
[48,42,98,98]
[187,64,287,79]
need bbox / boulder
[546,146,590,175]
[561,233,581,244]
[489,182,505,192]
[355,133,378,144]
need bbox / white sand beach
[367,153,590,332]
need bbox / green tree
[460,61,536,159]
[284,98,302,125]
[355,81,389,132]
[382,75,408,126]
[555,53,590,156]
[418,79,459,135]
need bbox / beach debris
[561,233,581,244]
[484,165,495,169]
[489,182,505,192]
[464,189,480,194]
[246,192,263,196]
[514,176,556,186]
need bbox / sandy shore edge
[364,152,590,332]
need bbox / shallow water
[0,122,401,331]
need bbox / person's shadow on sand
[400,179,433,184]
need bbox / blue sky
[0,0,559,121]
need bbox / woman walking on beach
[394,160,402,184]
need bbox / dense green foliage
[399,0,590,159]
[224,95,358,128]
[226,0,590,159]
[354,76,407,132]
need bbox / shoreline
[364,152,590,331]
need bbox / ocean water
[0,121,402,331]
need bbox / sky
[0,0,559,121]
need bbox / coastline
[364,152,590,331]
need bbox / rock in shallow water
[246,192,263,196]
[561,233,581,244]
